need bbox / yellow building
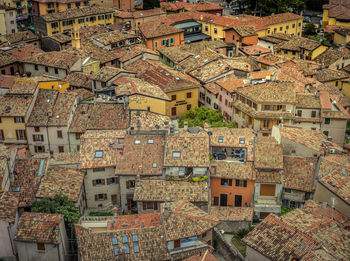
[316,68,350,92]
[322,0,350,28]
[33,0,88,16]
[38,79,70,92]
[165,87,199,117]
[114,77,170,115]
[333,28,350,45]
[0,0,28,16]
[33,6,114,36]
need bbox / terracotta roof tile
[5,30,39,45]
[255,136,283,170]
[134,179,208,202]
[92,30,137,46]
[323,0,350,20]
[46,33,71,44]
[64,72,93,90]
[296,93,321,108]
[0,94,34,117]
[115,135,164,176]
[209,206,253,222]
[161,200,219,241]
[316,68,349,82]
[129,110,171,131]
[15,212,63,244]
[0,192,18,223]
[68,103,92,133]
[139,20,183,39]
[7,44,44,62]
[283,156,317,192]
[210,161,255,180]
[24,50,80,70]
[36,166,85,202]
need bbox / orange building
[210,161,256,207]
[32,0,88,16]
[139,20,184,51]
[224,25,258,45]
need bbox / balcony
[254,196,281,213]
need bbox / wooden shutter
[40,135,44,141]
[107,178,110,185]
[33,135,36,141]
[103,194,107,200]
[92,180,96,186]
[16,130,19,140]
[143,202,147,210]
[42,146,46,153]
[244,180,247,187]
[101,179,105,185]
[153,202,158,210]
[228,179,232,186]
[95,195,98,201]
[126,181,130,189]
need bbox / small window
[147,139,154,144]
[171,95,176,101]
[34,127,40,132]
[45,66,48,72]
[172,151,181,158]
[324,118,330,125]
[221,178,232,186]
[239,138,245,144]
[213,197,219,206]
[54,68,58,74]
[155,41,158,48]
[214,28,218,34]
[94,150,103,158]
[114,248,119,255]
[152,163,157,168]
[58,146,64,153]
[14,117,24,123]
[37,243,45,251]
[186,92,192,98]
[13,186,20,192]
[122,236,128,243]
[35,65,38,71]
[134,140,141,144]
[112,237,118,245]
[218,136,224,143]
[57,130,62,138]
[323,130,329,137]
[205,26,208,32]
[187,104,191,110]
[284,188,292,193]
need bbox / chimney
[184,121,188,131]
[113,207,118,218]
[71,25,81,50]
[235,41,240,56]
[322,202,327,209]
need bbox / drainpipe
[7,225,16,259]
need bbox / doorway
[220,194,228,206]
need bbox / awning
[174,21,201,29]
[184,33,211,43]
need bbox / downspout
[57,243,61,261]
[7,225,16,258]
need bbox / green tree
[304,23,316,35]
[32,195,81,237]
[178,106,236,128]
[257,0,305,15]
[306,34,332,46]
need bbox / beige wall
[280,137,320,157]
[246,246,271,261]
[321,118,347,147]
[314,180,350,218]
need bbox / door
[171,107,177,116]
[234,195,242,207]
[220,194,228,206]
[260,184,276,196]
[111,194,117,206]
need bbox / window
[284,188,291,193]
[297,110,302,117]
[37,243,45,251]
[286,25,289,30]
[95,194,107,201]
[33,134,44,142]
[214,28,217,34]
[93,168,105,172]
[57,130,62,138]
[218,136,224,143]
[78,18,84,24]
[235,180,247,187]
[186,92,192,98]
[323,130,329,137]
[89,16,96,22]
[172,151,181,158]
[75,133,81,140]
[174,239,181,248]
[98,15,104,20]
[280,26,283,31]
[239,137,245,144]
[292,24,295,28]
[298,22,301,27]
[54,68,58,74]
[171,107,176,116]
[152,163,157,168]
[106,14,111,19]
[76,2,80,7]
[14,117,24,123]
[58,146,64,153]
[134,139,141,144]
[234,195,242,207]
[16,129,26,140]
[51,22,58,28]
[284,50,288,54]
[187,104,191,110]
[154,41,158,48]
[1,69,5,74]
[171,95,176,101]
[92,179,105,186]
[324,118,330,124]
[221,178,232,186]
[34,127,40,132]
[170,38,174,44]
[86,17,89,22]
[292,51,296,55]
[213,197,219,206]
[68,3,71,8]
[147,139,154,144]
[0,130,4,140]
[94,150,103,158]
[311,111,316,118]
[34,146,45,153]
[35,65,38,71]
[126,180,135,189]
[205,26,208,32]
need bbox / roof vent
[56,115,60,119]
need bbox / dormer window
[134,140,141,144]
[94,150,103,158]
[218,136,224,143]
[239,138,245,144]
[172,151,181,158]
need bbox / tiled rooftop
[184,2,223,12]
[316,68,349,82]
[91,67,131,83]
[36,166,85,202]
[276,37,321,52]
[164,128,209,167]
[86,103,129,130]
[302,200,348,224]
[240,45,271,56]
[129,110,171,131]
[64,72,93,90]
[161,200,219,241]
[323,0,350,20]
[0,94,34,117]
[5,30,39,44]
[209,206,253,222]
[92,30,137,45]
[45,33,71,43]
[49,152,81,166]
[12,158,47,207]
[6,44,44,62]
[15,212,63,244]
[296,93,321,109]
[108,213,161,230]
[236,81,296,104]
[0,192,18,223]
[79,130,126,169]
[215,75,250,93]
[115,135,164,176]
[116,8,165,19]
[40,6,114,22]
[255,136,283,170]
[24,50,80,70]
[283,156,317,192]
[139,20,183,39]
[259,12,303,26]
[280,126,343,153]
[110,44,157,63]
[314,48,345,67]
[0,74,16,89]
[232,25,257,37]
[114,76,169,100]
[133,179,208,202]
[255,170,283,183]
[68,103,92,133]
[210,161,255,180]
[5,77,41,95]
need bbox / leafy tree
[306,34,332,46]
[304,22,316,35]
[32,195,81,236]
[143,0,160,10]
[257,0,305,15]
[89,211,113,216]
[179,106,236,128]
[281,206,294,215]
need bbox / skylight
[147,139,154,144]
[94,150,103,158]
[122,236,128,244]
[172,151,181,158]
[218,136,224,143]
[132,235,138,242]
[134,243,140,253]
[152,163,157,168]
[135,140,141,145]
[114,247,119,256]
[112,237,118,245]
[239,138,245,144]
[13,186,20,192]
